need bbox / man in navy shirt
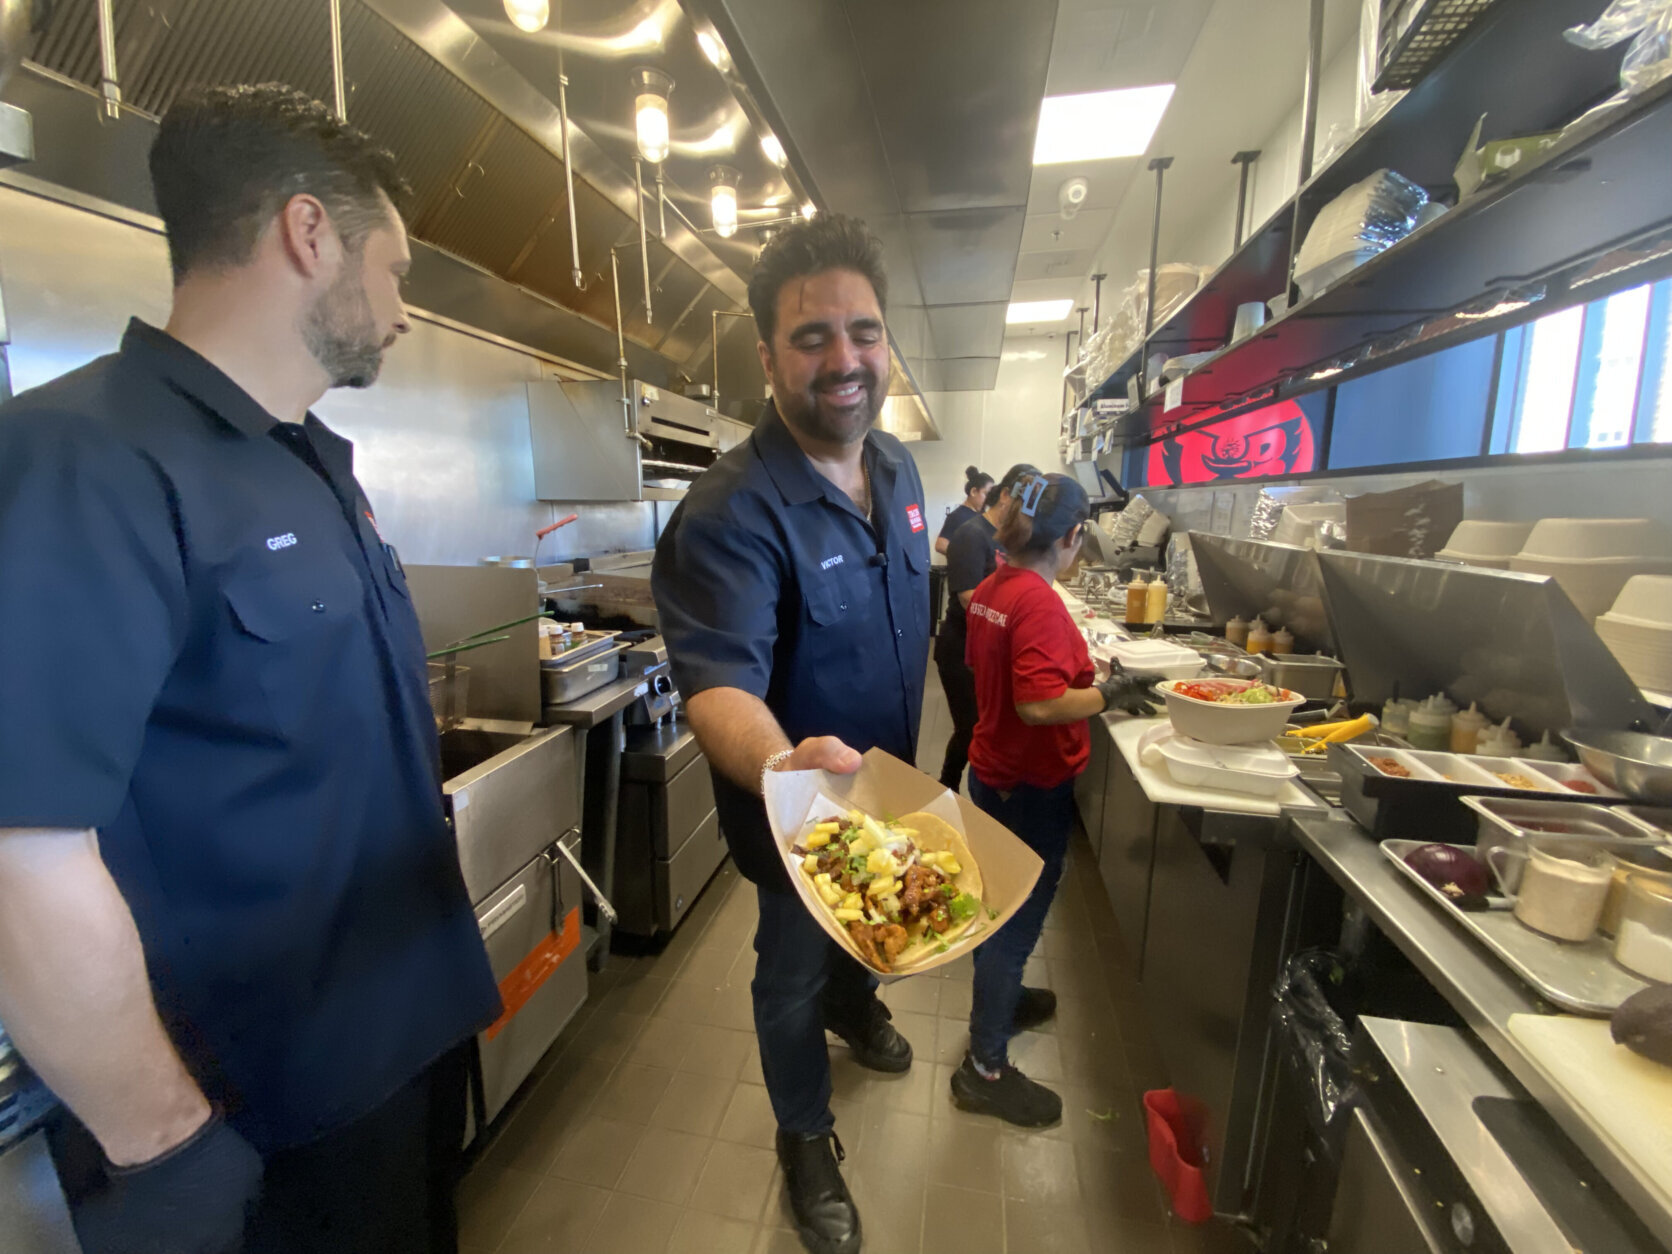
[653,215,930,1254]
[0,86,499,1253]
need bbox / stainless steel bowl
[1562,729,1672,804]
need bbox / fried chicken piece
[926,904,952,934]
[899,864,947,923]
[846,921,887,970]
[878,924,909,963]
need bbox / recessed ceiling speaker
[1058,176,1090,220]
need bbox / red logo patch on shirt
[906,504,925,533]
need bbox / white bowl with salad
[1157,677,1307,745]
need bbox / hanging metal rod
[712,308,755,410]
[1231,151,1261,249]
[1139,156,1174,401]
[328,0,347,120]
[95,0,121,120]
[635,159,653,325]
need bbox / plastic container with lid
[1520,730,1567,763]
[1270,628,1295,655]
[1145,577,1170,624]
[1245,618,1274,655]
[1381,698,1416,736]
[1449,702,1489,754]
[1224,616,1250,649]
[1613,876,1672,982]
[1476,717,1521,758]
[1407,696,1454,751]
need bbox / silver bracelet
[759,748,794,797]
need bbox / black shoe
[776,1130,862,1254]
[1012,986,1058,1034]
[950,1053,1063,1128]
[827,997,913,1073]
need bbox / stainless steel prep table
[1293,811,1672,1249]
[543,672,656,965]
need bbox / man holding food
[652,214,928,1254]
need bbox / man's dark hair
[149,84,410,284]
[747,213,889,345]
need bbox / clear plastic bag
[1566,0,1672,96]
[1271,949,1357,1131]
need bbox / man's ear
[756,339,775,388]
[275,193,336,279]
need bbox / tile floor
[458,667,1242,1254]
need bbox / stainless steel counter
[1293,811,1672,1249]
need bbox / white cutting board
[1507,1013,1672,1200]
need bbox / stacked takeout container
[1595,575,1672,693]
[1508,517,1672,622]
[1435,519,1535,570]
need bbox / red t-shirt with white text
[965,564,1094,791]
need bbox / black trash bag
[1271,948,1357,1134]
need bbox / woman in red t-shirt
[950,473,1160,1127]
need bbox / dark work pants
[244,1044,471,1254]
[752,886,881,1136]
[936,653,980,791]
[966,774,1075,1068]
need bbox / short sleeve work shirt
[652,404,932,888]
[966,565,1095,791]
[0,321,500,1152]
[937,503,979,545]
[934,514,998,665]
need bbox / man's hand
[72,1110,263,1254]
[783,736,862,775]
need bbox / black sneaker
[950,1052,1063,1127]
[776,1130,862,1254]
[826,997,913,1073]
[1012,986,1058,1033]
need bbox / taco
[791,808,986,972]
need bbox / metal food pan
[540,643,628,705]
[1460,795,1661,892]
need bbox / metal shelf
[1080,0,1634,444]
[1114,73,1672,438]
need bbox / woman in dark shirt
[932,462,1038,792]
[934,466,994,555]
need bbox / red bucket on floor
[1143,1088,1212,1225]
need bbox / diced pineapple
[865,848,899,876]
[939,856,962,875]
[805,831,831,850]
[861,816,893,849]
[802,853,821,874]
[841,893,863,911]
[833,908,864,922]
[865,876,899,899]
[813,873,843,906]
[813,821,842,835]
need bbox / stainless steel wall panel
[925,303,1007,360]
[0,185,659,568]
[905,206,1027,306]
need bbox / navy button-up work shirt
[0,321,500,1152]
[652,403,931,889]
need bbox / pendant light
[503,0,549,32]
[630,67,674,165]
[709,165,739,238]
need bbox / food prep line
[1078,692,1672,1251]
[1294,812,1672,1250]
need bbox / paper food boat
[764,749,1044,979]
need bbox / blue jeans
[752,886,881,1135]
[967,772,1075,1068]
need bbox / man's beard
[301,264,390,390]
[776,366,884,446]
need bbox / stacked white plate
[1435,519,1535,569]
[1509,517,1672,621]
[1596,575,1672,692]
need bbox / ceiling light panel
[1032,84,1175,164]
[1006,299,1074,324]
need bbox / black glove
[1096,668,1164,716]
[72,1110,263,1254]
